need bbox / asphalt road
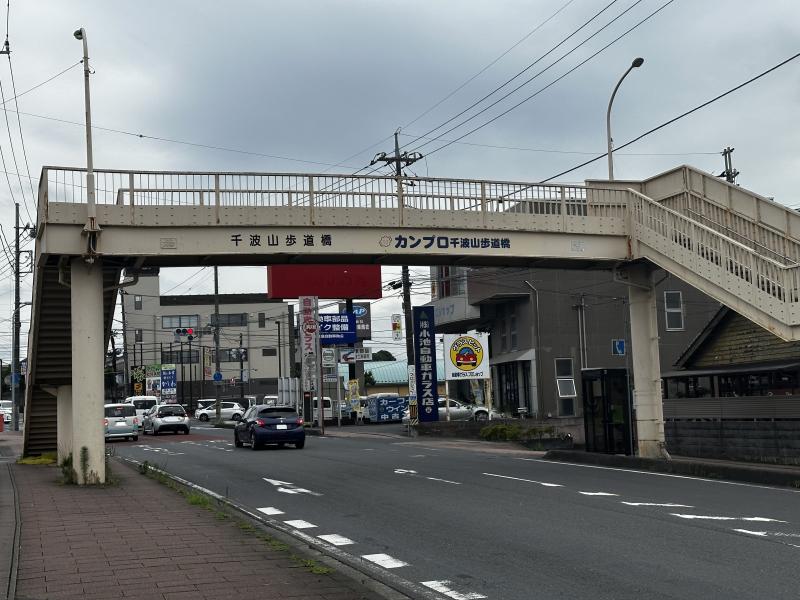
[113,423,800,600]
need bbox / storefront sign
[443,333,489,380]
[413,306,438,422]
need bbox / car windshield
[105,405,135,418]
[157,405,186,417]
[198,401,215,409]
[133,399,156,410]
[0,400,12,411]
[258,408,298,419]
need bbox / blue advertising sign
[319,313,356,345]
[413,306,439,422]
[160,365,177,402]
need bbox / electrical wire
[537,49,800,184]
[6,53,40,214]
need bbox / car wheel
[232,413,242,422]
[474,411,489,422]
[133,435,139,441]
[249,430,260,450]
[152,427,159,436]
[199,413,209,422]
[234,431,243,448]
[295,440,305,449]
[184,428,190,435]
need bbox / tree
[364,371,376,387]
[371,350,396,361]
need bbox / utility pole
[12,202,20,431]
[719,147,739,184]
[371,131,423,368]
[238,332,245,404]
[213,266,222,423]
[120,290,130,396]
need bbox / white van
[312,396,347,424]
[123,396,158,428]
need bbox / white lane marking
[257,507,284,516]
[733,529,800,549]
[425,477,461,485]
[483,472,562,487]
[363,448,376,451]
[517,458,800,493]
[264,477,323,496]
[284,519,317,529]
[361,553,408,569]
[410,454,427,458]
[622,502,693,507]
[671,514,787,523]
[318,534,355,546]
[395,469,418,474]
[421,580,487,599]
[579,492,618,496]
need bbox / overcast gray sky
[1,0,799,359]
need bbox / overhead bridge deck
[25,165,800,481]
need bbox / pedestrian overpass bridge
[24,164,800,482]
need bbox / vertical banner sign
[348,379,360,411]
[145,364,162,398]
[413,306,439,422]
[203,346,212,379]
[299,296,319,392]
[131,366,145,395]
[160,364,177,403]
[391,314,403,341]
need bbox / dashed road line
[579,491,618,496]
[256,507,284,516]
[425,477,461,485]
[361,553,409,569]
[318,534,355,546]
[421,580,487,599]
[622,502,693,507]
[284,519,317,529]
[671,514,787,523]
[483,472,562,487]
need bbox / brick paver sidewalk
[12,461,384,600]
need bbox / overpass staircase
[21,164,800,455]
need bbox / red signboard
[267,265,382,299]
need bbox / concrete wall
[666,420,800,465]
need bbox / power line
[403,0,578,129]
[422,0,676,160]
[6,53,41,214]
[538,49,800,184]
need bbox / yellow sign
[443,333,490,380]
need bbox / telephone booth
[581,368,634,455]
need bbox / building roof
[160,293,283,306]
[338,359,446,384]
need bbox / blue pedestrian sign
[612,339,626,356]
[212,371,223,382]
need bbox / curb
[115,457,445,600]
[543,450,800,488]
[0,463,20,600]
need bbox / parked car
[123,395,158,428]
[1,400,12,424]
[143,403,190,435]
[194,401,245,421]
[104,403,139,441]
[311,396,348,424]
[234,404,305,450]
[402,398,504,423]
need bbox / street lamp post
[606,57,644,181]
[74,28,99,235]
[275,320,282,379]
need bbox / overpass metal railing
[40,166,630,220]
[630,189,800,322]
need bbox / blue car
[234,405,305,450]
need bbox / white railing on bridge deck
[39,166,630,221]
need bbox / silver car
[194,401,245,422]
[143,403,190,435]
[104,403,139,441]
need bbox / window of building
[497,305,507,353]
[162,315,199,330]
[161,350,199,364]
[211,313,248,327]
[664,291,684,331]
[262,348,277,357]
[213,348,248,362]
[258,312,266,328]
[133,295,142,310]
[555,358,576,416]
[509,304,518,351]
[134,328,142,343]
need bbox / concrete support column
[627,263,669,459]
[71,259,106,484]
[56,385,73,464]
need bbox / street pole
[73,28,98,234]
[239,332,245,404]
[606,57,644,180]
[12,202,20,430]
[120,290,130,396]
[213,266,222,422]
[275,320,282,378]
